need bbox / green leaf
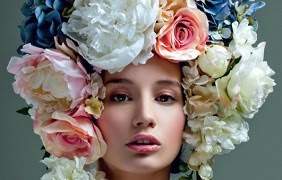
[62,6,75,18]
[41,146,50,171]
[179,164,189,172]
[223,57,241,77]
[196,171,202,180]
[42,151,51,159]
[179,174,193,180]
[41,146,50,159]
[16,106,32,116]
[179,176,188,180]
[185,169,193,176]
[188,171,194,180]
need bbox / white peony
[183,131,201,147]
[62,0,159,72]
[186,114,248,157]
[228,18,257,58]
[186,113,249,179]
[198,164,213,180]
[41,156,94,180]
[201,114,249,152]
[198,45,231,78]
[188,151,213,167]
[216,42,275,118]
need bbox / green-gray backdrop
[0,1,281,179]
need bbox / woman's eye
[110,93,131,103]
[156,94,176,104]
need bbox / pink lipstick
[126,134,161,154]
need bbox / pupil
[115,94,126,102]
[160,95,168,102]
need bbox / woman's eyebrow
[104,78,133,85]
[155,80,181,87]
[104,78,180,87]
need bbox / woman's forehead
[103,56,182,83]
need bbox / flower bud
[198,45,231,78]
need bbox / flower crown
[7,0,275,179]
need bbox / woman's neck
[98,159,171,180]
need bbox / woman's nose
[132,95,156,128]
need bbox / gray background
[0,1,281,180]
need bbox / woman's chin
[116,155,170,174]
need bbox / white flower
[206,114,249,149]
[84,162,108,180]
[199,114,249,155]
[187,113,249,179]
[188,151,210,167]
[183,132,201,147]
[216,42,276,118]
[232,19,257,46]
[198,45,231,78]
[41,156,94,180]
[199,164,213,180]
[62,0,158,72]
[229,18,257,58]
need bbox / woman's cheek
[163,109,185,143]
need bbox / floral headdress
[7,0,275,179]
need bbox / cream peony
[201,114,249,152]
[229,18,257,58]
[198,164,213,180]
[216,42,275,118]
[186,113,249,177]
[186,113,249,154]
[62,0,158,72]
[41,156,94,180]
[7,44,91,114]
[198,45,231,78]
[188,151,212,168]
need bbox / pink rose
[7,44,91,114]
[155,8,208,61]
[34,105,107,164]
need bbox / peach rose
[155,8,208,61]
[35,105,107,164]
[155,0,187,32]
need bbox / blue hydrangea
[19,0,73,48]
[196,0,236,31]
[196,0,265,43]
[45,0,73,12]
[235,0,265,27]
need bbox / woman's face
[97,56,185,175]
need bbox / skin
[97,56,186,180]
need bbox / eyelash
[109,93,132,103]
[156,94,176,104]
[109,93,176,104]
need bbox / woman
[7,0,275,180]
[97,55,186,180]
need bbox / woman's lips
[126,144,161,154]
[125,133,161,154]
